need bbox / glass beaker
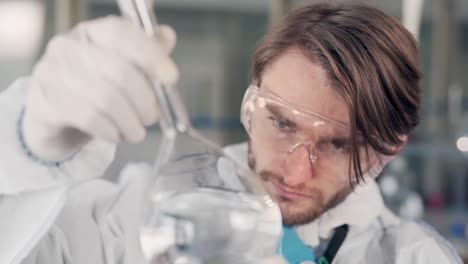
[117,1,282,263]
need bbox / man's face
[248,48,355,226]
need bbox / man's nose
[281,144,314,186]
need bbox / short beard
[247,141,352,226]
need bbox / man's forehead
[260,48,350,126]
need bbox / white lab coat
[0,78,146,264]
[0,78,463,264]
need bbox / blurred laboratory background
[0,0,467,261]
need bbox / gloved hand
[22,16,179,161]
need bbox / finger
[33,38,118,143]
[74,16,179,85]
[79,78,147,143]
[58,38,147,143]
[93,48,160,126]
[156,24,177,54]
[64,99,121,143]
[36,83,121,143]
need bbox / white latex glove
[22,16,178,161]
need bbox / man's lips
[270,180,314,200]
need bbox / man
[235,3,463,263]
[0,2,461,264]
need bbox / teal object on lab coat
[280,225,316,264]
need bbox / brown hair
[251,2,422,183]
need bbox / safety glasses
[241,84,375,180]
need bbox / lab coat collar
[295,179,385,248]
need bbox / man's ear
[379,135,408,165]
[393,134,408,153]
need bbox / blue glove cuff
[17,108,75,167]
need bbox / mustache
[259,170,321,199]
[258,170,283,183]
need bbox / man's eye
[330,139,350,152]
[274,119,289,128]
[268,117,293,131]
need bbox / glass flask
[117,1,283,263]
